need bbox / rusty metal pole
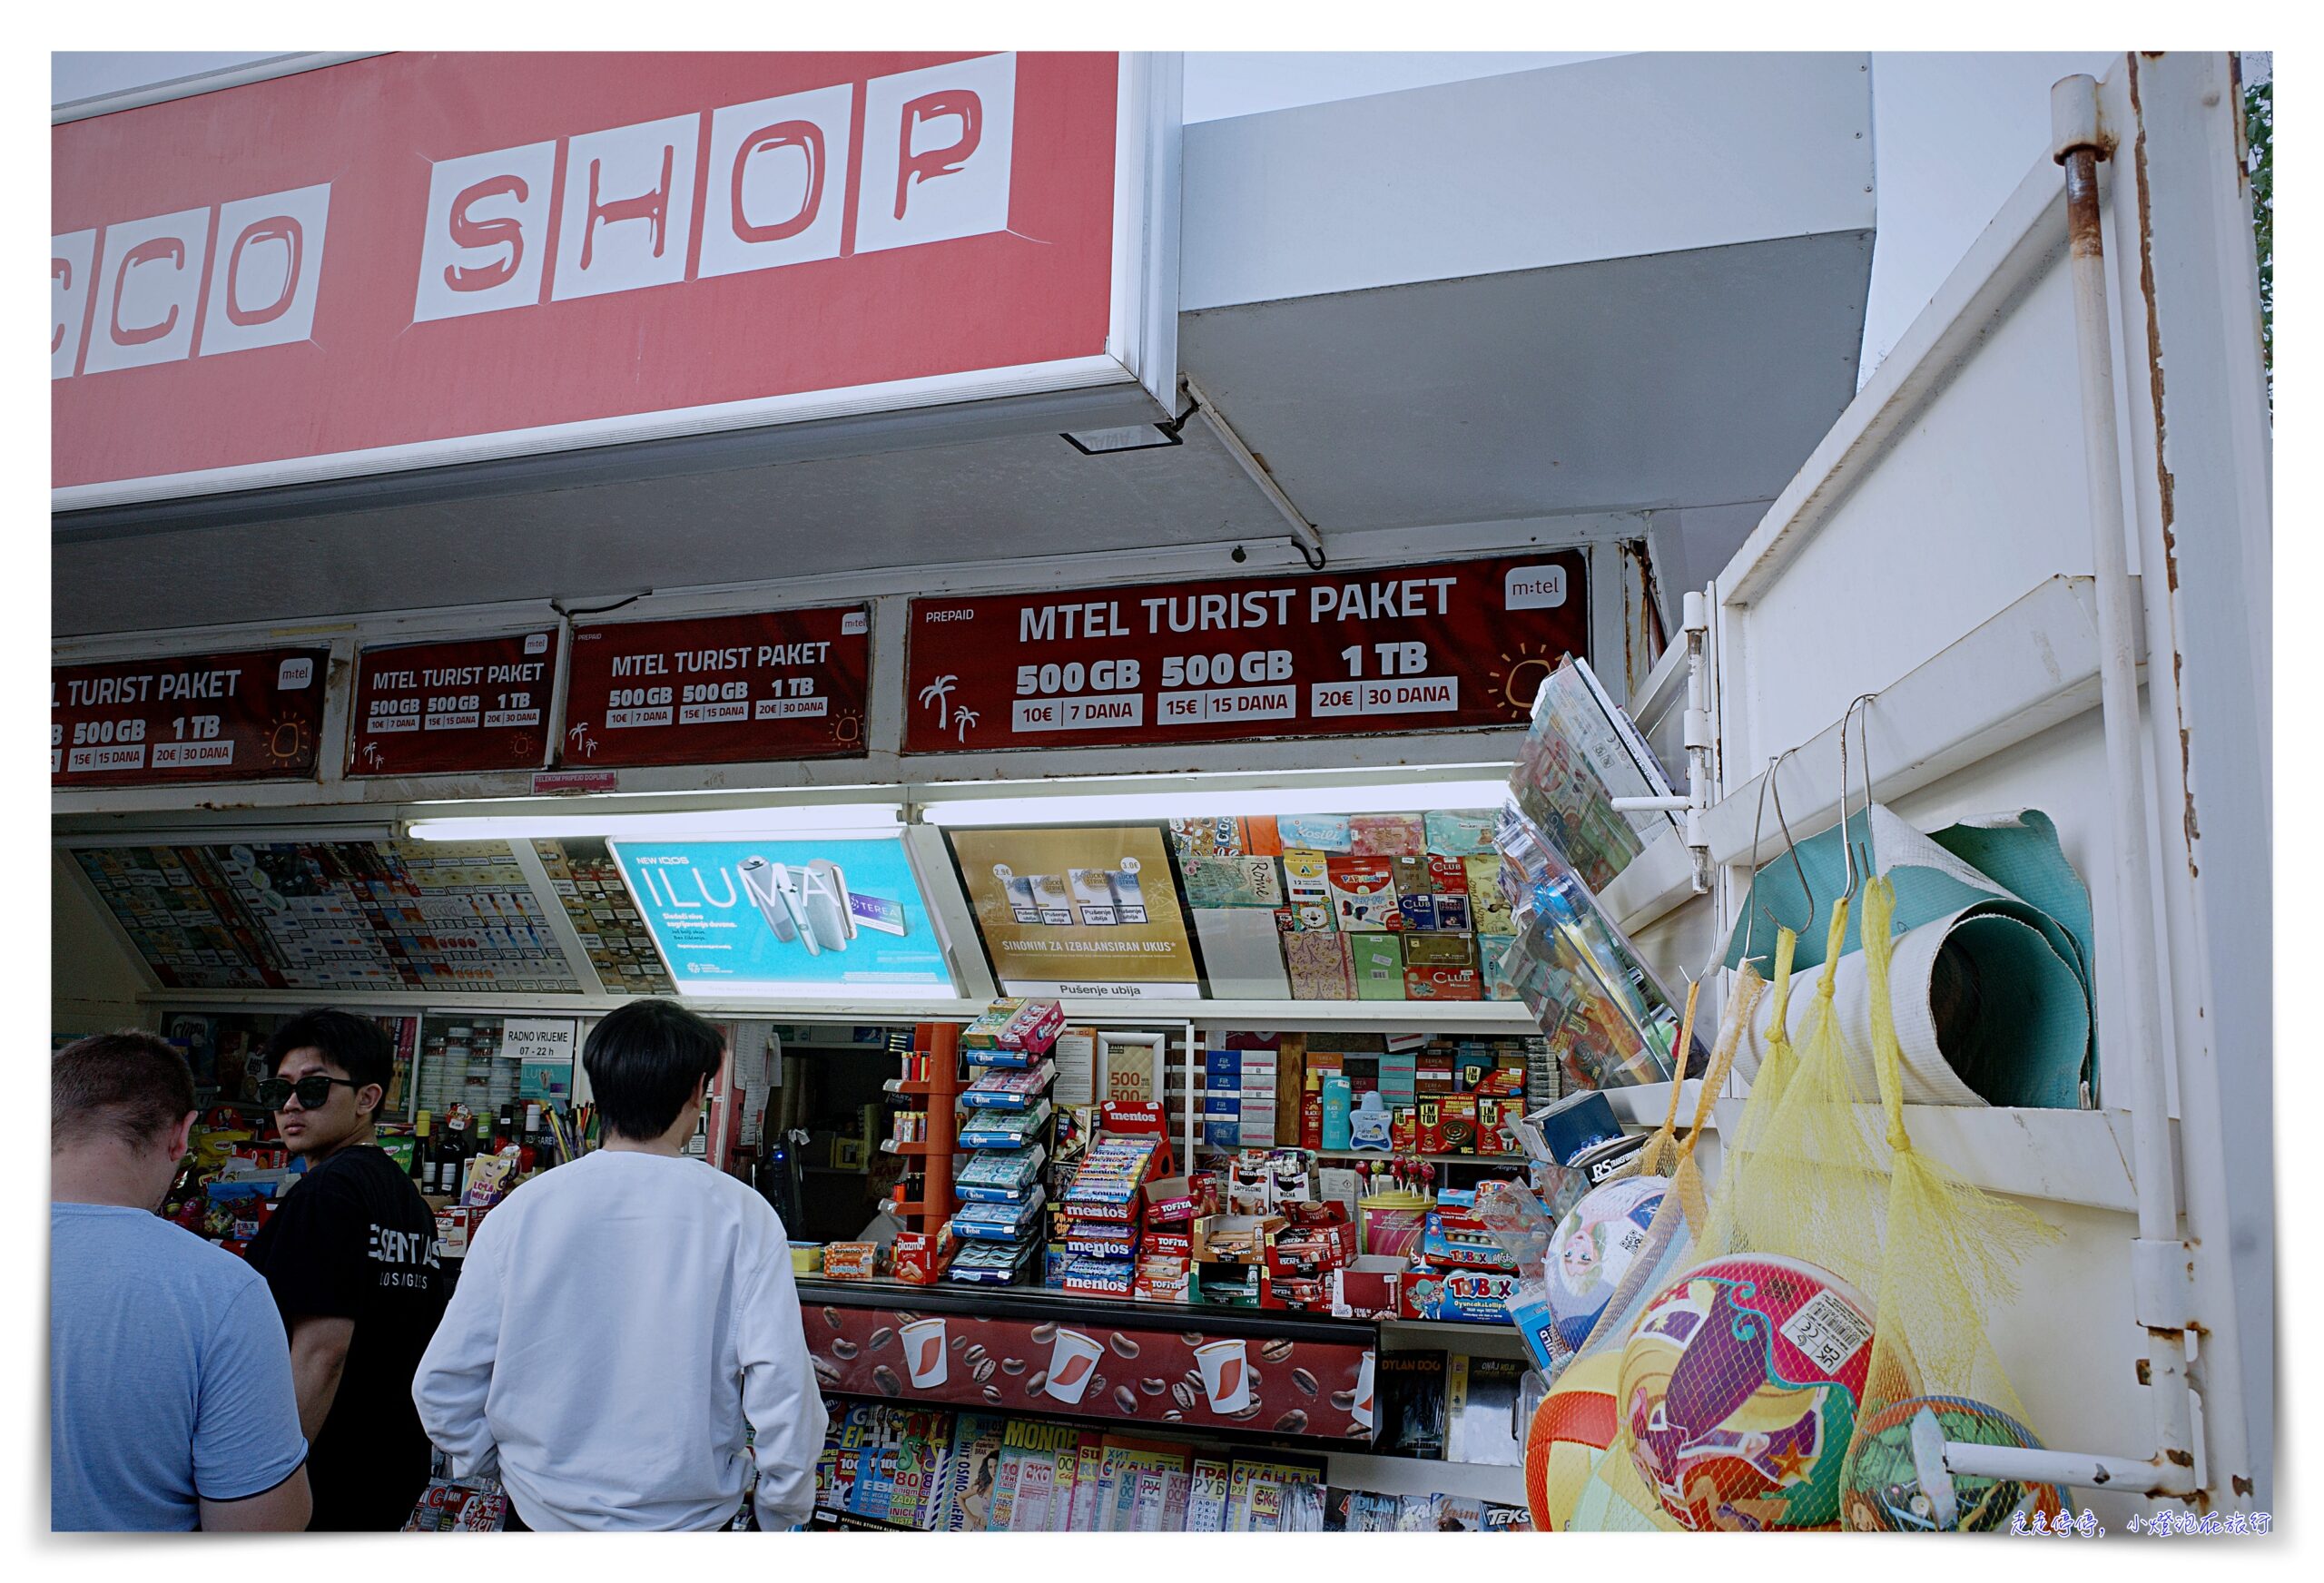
[2051,74,2200,1503]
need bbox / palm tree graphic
[918,675,959,729]
[954,708,980,742]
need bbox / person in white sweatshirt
[413,999,827,1530]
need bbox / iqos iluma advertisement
[609,839,954,998]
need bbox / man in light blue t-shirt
[51,1031,311,1532]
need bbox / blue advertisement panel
[608,838,954,999]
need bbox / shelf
[1380,1318,1529,1357]
[799,1274,1377,1344]
[881,1078,943,1097]
[1307,1150,1530,1167]
[879,1138,949,1157]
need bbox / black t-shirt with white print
[247,1144,446,1530]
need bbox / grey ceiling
[54,231,1867,638]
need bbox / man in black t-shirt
[246,1009,445,1530]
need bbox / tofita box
[1192,1213,1286,1264]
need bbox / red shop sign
[805,1299,1377,1443]
[53,646,330,787]
[560,606,871,767]
[54,52,1146,506]
[903,551,1590,754]
[346,628,559,778]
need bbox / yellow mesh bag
[1837,875,2066,1532]
[1524,961,1765,1531]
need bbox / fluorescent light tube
[407,803,904,841]
[919,779,1511,828]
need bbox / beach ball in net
[1841,1395,2066,1533]
[1524,1349,1622,1531]
[1545,1175,1668,1352]
[1618,1253,1876,1531]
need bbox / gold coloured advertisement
[948,826,1201,999]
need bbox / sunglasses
[255,1075,365,1110]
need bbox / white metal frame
[1673,54,2268,1511]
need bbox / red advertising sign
[53,646,330,786]
[560,606,871,766]
[54,52,1140,505]
[346,628,559,777]
[804,1297,1376,1443]
[903,551,1590,754]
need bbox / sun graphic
[262,714,313,765]
[1486,642,1570,717]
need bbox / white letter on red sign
[553,114,699,301]
[82,207,209,374]
[413,141,556,324]
[51,230,96,379]
[699,84,853,279]
[200,183,331,358]
[854,54,1017,255]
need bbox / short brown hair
[53,1030,197,1151]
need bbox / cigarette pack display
[1190,908,1295,998]
[1285,932,1354,999]
[1348,933,1405,1000]
[1325,856,1400,931]
[960,1059,1058,1108]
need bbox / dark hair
[265,1008,392,1116]
[54,1030,197,1151]
[582,999,724,1140]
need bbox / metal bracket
[1612,586,1713,892]
[2132,1237,2201,1331]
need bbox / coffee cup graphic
[1044,1328,1105,1404]
[1351,1350,1376,1430]
[901,1317,949,1388]
[1195,1338,1252,1414]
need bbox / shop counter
[799,1276,1379,1445]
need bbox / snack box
[1420,1211,1519,1271]
[1144,1175,1196,1225]
[947,1242,1036,1284]
[822,1241,881,1279]
[1192,1213,1287,1265]
[1403,1269,1521,1323]
[1261,1271,1336,1313]
[891,1228,954,1285]
[954,1145,1046,1195]
[1063,1224,1141,1260]
[960,1059,1058,1108]
[1141,1228,1194,1260]
[1133,1263,1195,1304]
[1333,1254,1407,1320]
[1060,1255,1137,1297]
[1196,1263,1263,1307]
[999,998,1066,1055]
[960,998,1029,1050]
